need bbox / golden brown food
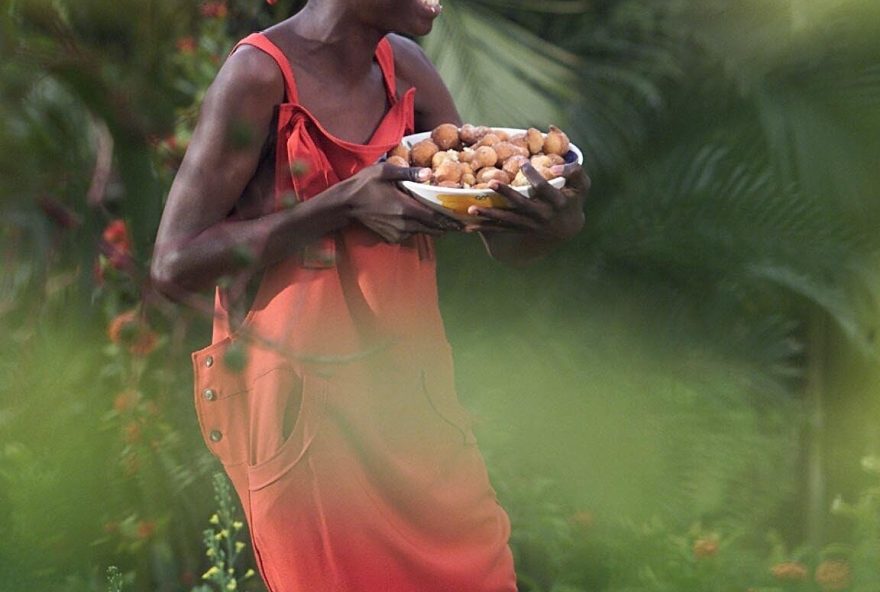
[410,139,440,168]
[431,123,461,151]
[387,124,573,189]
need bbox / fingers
[380,163,432,183]
[553,163,591,195]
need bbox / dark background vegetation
[2,1,880,590]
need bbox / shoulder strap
[231,33,299,103]
[375,37,397,101]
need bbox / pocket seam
[246,372,326,491]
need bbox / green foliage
[2,0,880,590]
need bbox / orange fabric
[191,33,517,592]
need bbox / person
[150,1,589,590]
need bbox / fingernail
[467,206,480,216]
[418,168,432,181]
[550,164,565,175]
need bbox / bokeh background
[2,0,880,590]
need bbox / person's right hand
[343,163,463,243]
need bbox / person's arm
[389,34,590,266]
[151,45,453,301]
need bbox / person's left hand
[464,162,590,241]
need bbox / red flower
[199,1,227,18]
[176,36,197,54]
[113,389,141,413]
[107,310,159,356]
[136,520,156,540]
[108,310,139,344]
[123,422,142,444]
[102,219,130,251]
[101,219,132,269]
[693,537,719,559]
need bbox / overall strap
[232,33,299,104]
[374,37,398,101]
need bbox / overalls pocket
[420,361,478,447]
[246,371,326,491]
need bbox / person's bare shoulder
[200,44,285,126]
[386,34,461,130]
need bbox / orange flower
[129,328,158,356]
[107,310,159,356]
[113,389,141,413]
[772,561,808,582]
[136,520,156,540]
[108,310,139,343]
[815,560,852,591]
[176,36,197,54]
[199,1,227,18]
[693,537,719,559]
[123,421,142,444]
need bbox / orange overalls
[191,33,517,592]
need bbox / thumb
[381,163,432,183]
[552,163,591,195]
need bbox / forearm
[151,189,352,297]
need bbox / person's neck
[285,2,384,76]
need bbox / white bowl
[398,127,583,219]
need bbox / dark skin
[150,0,589,300]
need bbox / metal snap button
[203,388,216,401]
[209,430,222,442]
[205,356,214,368]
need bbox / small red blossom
[123,422,142,444]
[176,36,197,54]
[129,329,159,357]
[113,389,141,414]
[136,520,156,540]
[108,310,139,344]
[101,219,132,269]
[199,1,227,18]
[772,561,808,582]
[693,537,719,559]
[107,310,159,356]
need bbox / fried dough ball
[508,133,528,150]
[475,133,501,148]
[434,160,464,185]
[459,124,490,145]
[494,141,529,162]
[502,155,529,177]
[411,139,439,167]
[475,167,511,185]
[386,155,410,168]
[472,146,498,170]
[431,123,461,150]
[543,125,570,156]
[389,143,410,161]
[526,128,544,155]
[431,149,459,169]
